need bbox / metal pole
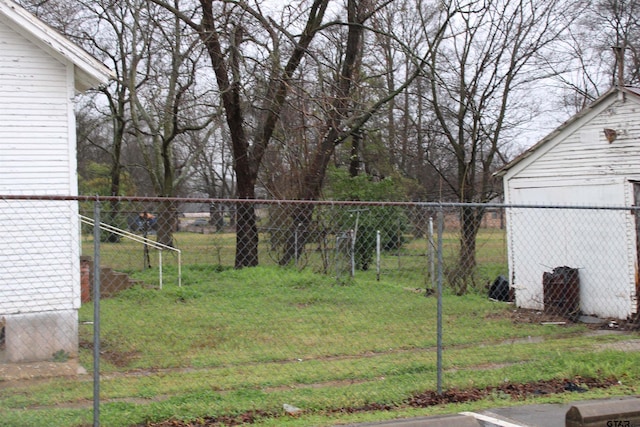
[397,216,401,270]
[436,207,444,395]
[294,225,299,269]
[352,211,362,277]
[350,230,355,277]
[93,200,101,426]
[159,251,163,290]
[336,235,340,282]
[376,230,381,281]
[428,217,435,292]
[178,251,182,287]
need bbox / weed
[52,350,69,363]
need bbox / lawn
[1,261,638,427]
[1,226,638,426]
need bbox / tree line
[18,0,640,275]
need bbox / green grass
[82,227,509,284]
[1,264,639,427]
[2,228,635,426]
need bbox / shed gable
[513,97,640,184]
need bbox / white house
[497,86,640,320]
[0,0,113,362]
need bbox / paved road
[346,396,640,427]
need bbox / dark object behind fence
[543,266,580,318]
[489,275,514,302]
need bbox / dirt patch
[495,307,640,331]
[0,359,86,385]
[596,339,640,352]
[404,376,620,407]
[80,338,141,368]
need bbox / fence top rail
[1,194,639,211]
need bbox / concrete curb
[346,397,640,427]
[566,397,640,427]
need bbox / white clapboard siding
[0,0,111,361]
[0,199,81,314]
[508,97,640,186]
[0,22,73,196]
[0,18,80,314]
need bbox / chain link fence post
[92,198,101,427]
[436,205,444,395]
[428,216,435,294]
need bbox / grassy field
[82,226,509,289]
[0,229,638,426]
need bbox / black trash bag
[489,275,513,302]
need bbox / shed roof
[0,0,114,91]
[495,86,640,177]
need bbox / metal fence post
[436,207,444,395]
[428,216,435,293]
[376,230,381,281]
[294,223,299,269]
[93,199,101,427]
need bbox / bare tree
[147,0,333,267]
[18,0,145,240]
[276,0,457,265]
[587,0,640,86]
[126,2,216,246]
[21,0,218,246]
[555,0,640,114]
[425,0,576,293]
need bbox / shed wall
[508,98,640,183]
[504,96,640,319]
[506,183,635,319]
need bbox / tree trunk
[156,199,177,248]
[231,140,259,266]
[278,203,313,267]
[279,126,341,266]
[349,130,362,177]
[451,205,484,295]
[235,202,258,268]
[279,0,365,265]
[105,99,126,243]
[105,176,121,243]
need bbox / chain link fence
[1,195,639,426]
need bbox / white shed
[498,86,640,320]
[0,0,113,362]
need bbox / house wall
[0,17,76,194]
[0,19,80,361]
[504,95,640,319]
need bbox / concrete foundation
[1,310,78,363]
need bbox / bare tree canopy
[17,0,633,276]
